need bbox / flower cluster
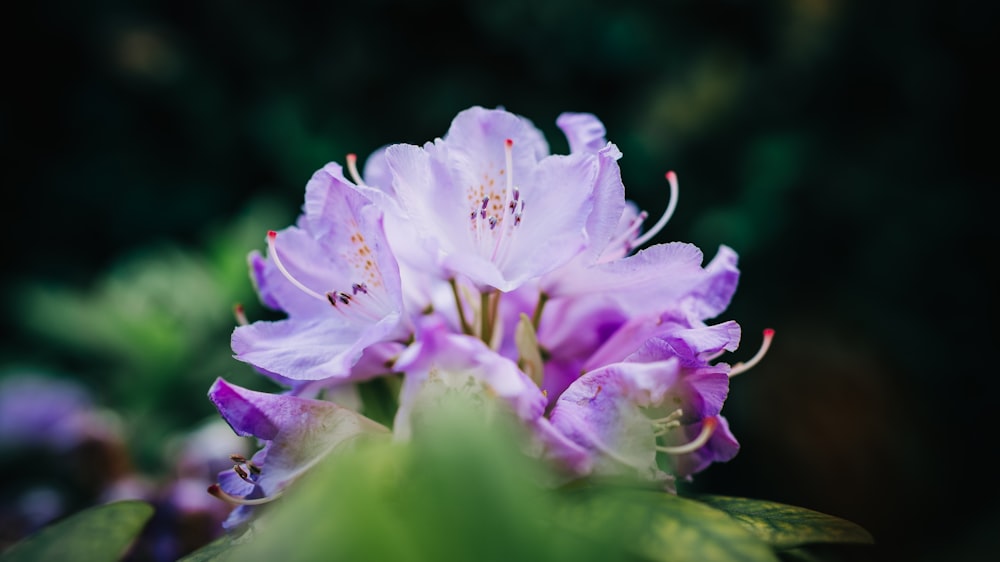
[207,106,772,527]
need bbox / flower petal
[392,317,547,440]
[232,313,401,381]
[208,378,388,496]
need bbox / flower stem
[449,278,473,335]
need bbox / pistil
[729,329,775,377]
[656,416,718,455]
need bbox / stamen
[656,416,718,455]
[604,210,649,257]
[630,171,680,249]
[246,461,262,475]
[651,408,684,436]
[504,139,515,200]
[208,483,282,506]
[352,282,368,295]
[346,153,364,185]
[233,464,249,480]
[229,454,247,464]
[490,139,520,264]
[267,231,326,302]
[650,409,684,425]
[729,329,775,377]
[233,304,248,326]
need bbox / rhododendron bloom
[208,106,771,527]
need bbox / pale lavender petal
[232,313,401,381]
[544,241,705,299]
[444,106,550,162]
[579,143,627,262]
[385,106,604,291]
[500,152,598,287]
[684,245,740,320]
[556,112,608,155]
[361,145,393,194]
[393,318,547,440]
[626,320,742,366]
[249,250,282,311]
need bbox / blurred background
[1,0,994,560]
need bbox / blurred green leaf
[559,487,779,562]
[0,500,153,562]
[177,534,237,562]
[695,495,874,548]
[214,402,662,562]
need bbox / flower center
[467,138,525,269]
[266,230,391,323]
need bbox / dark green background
[2,1,994,560]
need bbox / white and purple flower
[207,106,771,521]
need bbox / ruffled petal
[556,112,609,155]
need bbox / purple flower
[233,163,406,382]
[379,106,624,292]
[206,378,389,525]
[547,358,733,484]
[392,317,547,441]
[207,106,770,520]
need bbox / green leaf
[694,495,874,548]
[560,488,780,562]
[177,534,238,562]
[0,500,154,562]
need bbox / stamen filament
[233,303,248,326]
[267,231,326,302]
[491,139,518,263]
[650,408,684,425]
[729,329,775,377]
[631,171,680,249]
[651,408,684,436]
[207,483,282,506]
[346,153,364,185]
[603,210,649,258]
[656,416,718,455]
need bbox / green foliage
[0,500,153,562]
[560,488,779,562]
[11,198,290,470]
[696,495,874,549]
[179,404,870,562]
